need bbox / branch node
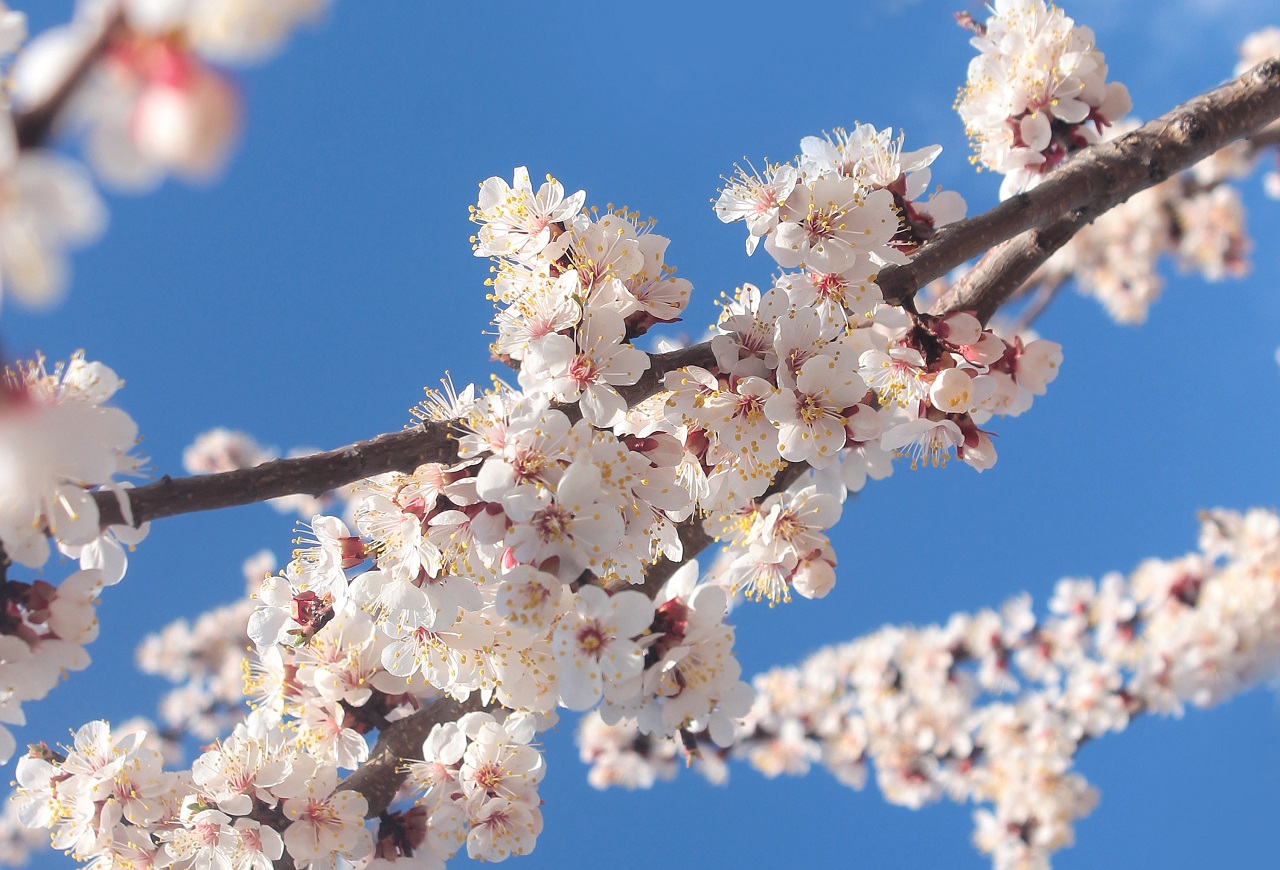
[1252,56,1280,84]
[1176,114,1209,144]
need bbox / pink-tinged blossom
[159,808,236,869]
[281,763,373,868]
[776,262,882,327]
[520,306,650,427]
[491,270,582,361]
[859,345,928,409]
[0,354,140,568]
[764,356,866,468]
[471,166,585,263]
[563,210,644,296]
[503,459,625,575]
[466,797,543,862]
[496,564,570,635]
[715,161,799,254]
[766,177,902,271]
[459,718,546,807]
[552,586,655,711]
[958,0,1132,198]
[711,283,789,379]
[880,417,965,470]
[233,817,285,869]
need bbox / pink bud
[132,66,240,181]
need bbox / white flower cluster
[12,717,373,869]
[979,27,1280,327]
[700,128,1060,600]
[406,711,544,862]
[0,353,146,763]
[701,507,1280,870]
[957,0,1132,199]
[716,121,964,261]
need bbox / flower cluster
[578,509,1280,869]
[3,4,1276,866]
[0,353,146,763]
[12,717,372,869]
[957,0,1132,198]
[695,127,1061,602]
[716,121,964,263]
[704,507,1278,870]
[406,711,544,863]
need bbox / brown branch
[91,342,720,528]
[933,213,1088,322]
[91,58,1280,533]
[93,422,459,527]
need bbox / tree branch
[929,57,1280,322]
[91,343,720,527]
[94,422,459,527]
[93,56,1280,532]
[880,54,1280,307]
[933,213,1087,322]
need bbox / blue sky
[8,1,1280,868]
